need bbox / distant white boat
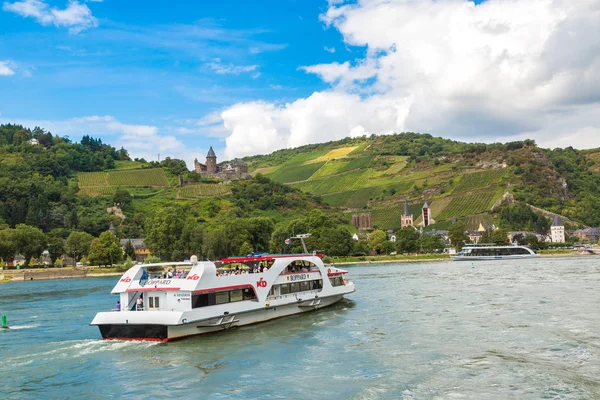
[451,244,540,261]
[90,253,355,342]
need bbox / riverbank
[328,249,588,265]
[0,249,593,281]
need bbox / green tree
[88,231,123,266]
[144,207,186,260]
[381,240,396,254]
[180,223,203,258]
[367,230,388,253]
[13,224,47,266]
[448,221,468,250]
[65,231,94,266]
[491,228,510,245]
[113,189,132,208]
[395,228,420,253]
[419,234,445,253]
[312,226,353,256]
[46,235,65,264]
[0,229,16,264]
[239,241,254,255]
[124,239,135,259]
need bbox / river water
[1,257,600,399]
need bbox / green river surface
[1,257,600,399]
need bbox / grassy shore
[329,253,450,265]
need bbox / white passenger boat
[90,253,355,341]
[451,243,540,261]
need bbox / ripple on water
[2,260,600,399]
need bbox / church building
[401,199,413,228]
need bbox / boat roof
[220,253,325,263]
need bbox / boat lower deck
[98,294,344,341]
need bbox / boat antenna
[290,233,311,253]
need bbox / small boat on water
[90,252,355,342]
[451,243,540,261]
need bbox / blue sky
[1,0,598,165]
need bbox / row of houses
[3,238,151,268]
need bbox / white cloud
[217,0,600,158]
[3,0,98,34]
[324,46,336,53]
[0,60,16,76]
[206,59,259,75]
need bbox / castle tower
[422,202,431,227]
[550,216,565,243]
[206,146,217,174]
[401,199,413,228]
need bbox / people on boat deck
[115,301,121,311]
[136,296,143,311]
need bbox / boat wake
[7,323,41,330]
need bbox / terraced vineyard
[454,169,507,192]
[321,191,356,207]
[436,191,498,220]
[77,172,108,187]
[177,184,232,199]
[368,208,404,230]
[77,168,170,197]
[78,186,117,197]
[107,169,169,186]
[345,187,376,209]
[266,161,326,183]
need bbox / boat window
[282,260,319,274]
[312,280,323,290]
[154,297,160,308]
[149,297,154,308]
[280,284,290,295]
[330,277,344,287]
[244,288,257,300]
[230,290,243,302]
[290,282,300,293]
[300,281,310,291]
[215,291,229,305]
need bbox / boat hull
[97,294,345,341]
[451,254,541,261]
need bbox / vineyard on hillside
[177,184,232,199]
[78,186,117,197]
[266,161,326,183]
[345,187,375,209]
[107,169,169,186]
[77,168,170,197]
[77,172,108,187]
[321,191,356,207]
[454,169,507,192]
[436,191,498,219]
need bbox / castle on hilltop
[194,146,251,180]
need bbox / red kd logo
[120,277,132,283]
[187,274,200,280]
[256,278,267,288]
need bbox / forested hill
[0,124,349,265]
[2,122,600,266]
[0,124,129,233]
[244,133,600,229]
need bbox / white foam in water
[8,324,41,330]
